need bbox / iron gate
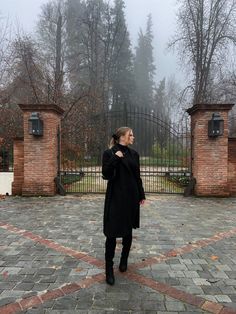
[59,105,191,194]
[0,145,13,172]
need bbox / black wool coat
[102,144,145,238]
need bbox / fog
[0,0,182,84]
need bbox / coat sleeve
[102,149,121,180]
[135,152,145,200]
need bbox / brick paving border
[0,220,236,314]
[129,227,236,270]
[125,272,236,314]
[0,221,104,268]
[0,272,105,313]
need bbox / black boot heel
[119,257,128,272]
[106,263,115,285]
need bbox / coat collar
[112,144,136,174]
[112,144,135,155]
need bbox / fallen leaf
[51,266,62,270]
[211,255,219,261]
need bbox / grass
[64,175,107,193]
[142,175,184,193]
[61,173,84,185]
[140,157,188,167]
[62,174,185,194]
[62,156,189,168]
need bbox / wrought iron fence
[0,145,13,172]
[59,105,191,194]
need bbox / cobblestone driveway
[0,194,236,313]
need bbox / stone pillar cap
[18,104,64,115]
[186,103,234,116]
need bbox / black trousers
[105,233,132,263]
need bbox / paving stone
[191,259,208,265]
[157,312,178,314]
[192,278,211,286]
[215,295,232,302]
[0,282,16,289]
[32,283,49,291]
[151,264,170,271]
[216,265,232,271]
[164,278,181,286]
[41,300,55,309]
[183,271,200,278]
[14,282,34,290]
[170,264,188,271]
[0,290,25,299]
[225,279,236,286]
[0,297,17,306]
[202,286,222,295]
[168,270,185,278]
[53,296,78,310]
[186,265,203,271]
[219,286,236,294]
[36,268,56,275]
[165,301,186,311]
[209,270,229,279]
[182,285,204,295]
[19,268,38,275]
[141,300,166,311]
[39,276,58,283]
[25,309,46,314]
[0,195,236,313]
[179,259,193,265]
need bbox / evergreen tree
[66,0,107,111]
[110,0,134,111]
[133,14,156,154]
[134,14,155,109]
[154,78,166,118]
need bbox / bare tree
[0,15,14,100]
[169,0,236,104]
[37,0,67,104]
[11,35,47,104]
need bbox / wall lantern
[28,112,43,136]
[208,112,224,137]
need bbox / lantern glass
[208,113,224,137]
[28,112,43,136]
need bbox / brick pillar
[187,104,234,196]
[12,138,24,195]
[228,138,236,195]
[19,104,64,196]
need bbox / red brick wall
[12,104,65,196]
[12,139,24,195]
[228,138,236,195]
[188,104,233,196]
[21,111,60,196]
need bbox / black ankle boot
[105,262,115,285]
[119,257,128,272]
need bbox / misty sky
[0,0,182,84]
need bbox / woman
[102,126,145,285]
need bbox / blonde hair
[109,126,132,148]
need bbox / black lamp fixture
[28,112,43,136]
[208,112,224,137]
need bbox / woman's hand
[115,150,124,158]
[139,199,145,205]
